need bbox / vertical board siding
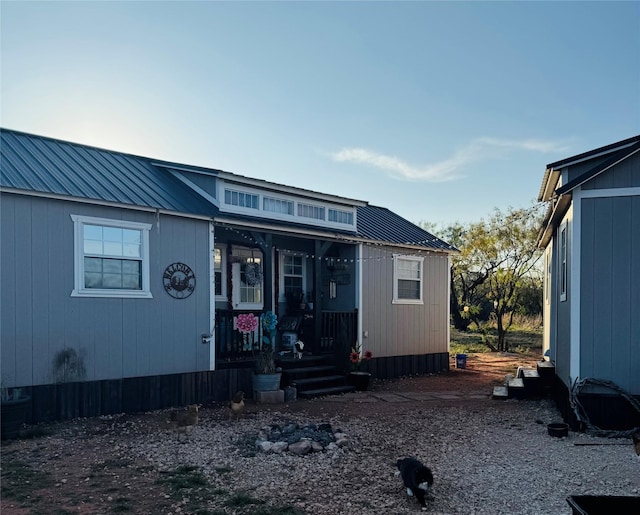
[360,245,449,359]
[0,194,212,389]
[581,196,639,394]
[631,196,640,394]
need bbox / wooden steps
[492,360,555,401]
[278,355,355,399]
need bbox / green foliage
[427,206,545,352]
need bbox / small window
[263,196,294,215]
[71,215,152,298]
[545,247,552,305]
[393,255,424,304]
[214,245,227,300]
[281,254,305,300]
[298,203,325,220]
[328,208,354,225]
[560,224,567,302]
[224,189,259,209]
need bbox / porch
[214,309,358,369]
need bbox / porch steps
[278,355,355,398]
[491,360,555,400]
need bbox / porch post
[263,233,273,311]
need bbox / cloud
[331,137,569,182]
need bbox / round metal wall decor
[163,262,196,299]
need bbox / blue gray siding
[1,193,212,389]
[580,195,640,394]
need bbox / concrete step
[492,385,509,400]
[298,385,356,399]
[508,377,525,399]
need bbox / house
[0,128,456,423]
[537,135,640,430]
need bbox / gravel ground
[131,398,639,514]
[2,355,639,514]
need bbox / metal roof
[1,128,455,251]
[357,205,456,251]
[0,128,215,216]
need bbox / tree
[423,204,544,351]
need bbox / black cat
[396,457,434,507]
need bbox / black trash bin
[567,495,640,515]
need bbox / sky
[2,1,639,227]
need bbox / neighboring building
[1,128,456,423]
[537,135,640,429]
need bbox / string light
[218,224,452,262]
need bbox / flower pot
[1,395,30,440]
[348,371,371,391]
[252,372,282,393]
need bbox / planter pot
[1,396,30,440]
[252,372,282,393]
[348,371,371,391]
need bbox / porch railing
[215,309,358,361]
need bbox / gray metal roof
[357,205,456,251]
[1,128,455,252]
[0,128,215,216]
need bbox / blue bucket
[455,353,467,369]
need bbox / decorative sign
[163,262,196,299]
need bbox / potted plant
[237,311,282,393]
[1,383,30,440]
[347,343,374,391]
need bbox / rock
[289,440,312,455]
[272,441,288,453]
[257,441,274,453]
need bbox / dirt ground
[1,352,541,515]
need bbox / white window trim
[392,254,424,305]
[559,222,568,302]
[279,252,307,302]
[70,214,152,298]
[231,246,264,310]
[214,243,228,301]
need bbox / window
[298,203,325,220]
[224,189,259,209]
[281,254,305,300]
[71,215,152,298]
[263,196,294,215]
[544,247,552,305]
[214,245,227,300]
[231,247,263,309]
[328,208,354,225]
[393,255,424,304]
[559,223,567,302]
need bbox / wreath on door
[244,262,263,286]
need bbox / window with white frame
[71,215,152,298]
[298,203,325,220]
[545,247,552,305]
[559,223,567,302]
[214,245,227,300]
[224,189,259,210]
[231,247,263,309]
[393,255,424,304]
[280,253,305,300]
[328,208,354,225]
[263,196,294,215]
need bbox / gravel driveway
[2,354,639,514]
